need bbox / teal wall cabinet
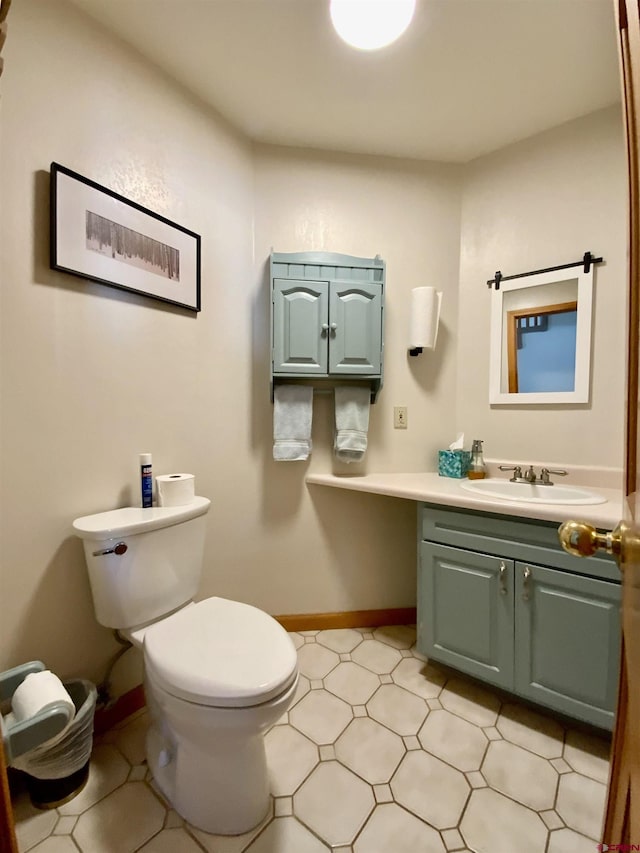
[270,252,385,401]
[418,505,621,730]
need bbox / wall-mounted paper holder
[409,287,442,356]
[0,660,74,762]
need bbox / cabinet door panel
[273,279,328,373]
[419,543,514,690]
[329,283,382,374]
[514,562,621,729]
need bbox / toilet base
[145,672,298,835]
[147,723,270,835]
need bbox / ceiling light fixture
[330,0,416,51]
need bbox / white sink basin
[459,479,607,505]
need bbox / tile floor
[12,626,611,853]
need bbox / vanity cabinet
[270,251,385,400]
[418,504,621,729]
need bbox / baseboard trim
[94,684,146,736]
[273,607,417,633]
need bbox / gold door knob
[558,519,624,560]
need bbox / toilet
[72,497,299,835]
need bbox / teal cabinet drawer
[420,504,618,582]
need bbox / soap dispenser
[468,439,487,480]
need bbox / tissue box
[438,450,471,478]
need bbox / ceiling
[68,0,621,163]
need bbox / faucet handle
[540,467,567,485]
[499,465,522,480]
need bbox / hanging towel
[273,385,313,461]
[334,386,370,463]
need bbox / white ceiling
[68,0,621,163]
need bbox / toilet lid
[143,597,299,708]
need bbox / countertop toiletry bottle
[468,440,486,480]
[140,453,153,508]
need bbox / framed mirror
[489,266,594,405]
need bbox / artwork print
[50,162,200,311]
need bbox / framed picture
[50,162,201,312]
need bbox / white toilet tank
[73,497,211,630]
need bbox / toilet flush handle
[92,542,128,557]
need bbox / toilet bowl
[72,498,299,835]
[129,597,299,834]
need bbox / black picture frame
[50,162,201,312]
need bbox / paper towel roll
[11,671,75,724]
[409,286,442,350]
[156,473,196,507]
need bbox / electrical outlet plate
[394,406,408,429]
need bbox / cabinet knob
[499,561,507,595]
[522,565,531,600]
[330,323,338,332]
[321,323,330,332]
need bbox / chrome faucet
[499,464,567,485]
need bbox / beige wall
[456,106,626,470]
[0,0,254,683]
[183,97,464,633]
[0,2,627,695]
[253,144,463,476]
[1,0,464,688]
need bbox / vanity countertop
[306,471,624,529]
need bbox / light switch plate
[394,406,408,429]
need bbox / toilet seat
[142,597,298,708]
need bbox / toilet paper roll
[11,671,75,725]
[156,473,196,507]
[409,286,442,350]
